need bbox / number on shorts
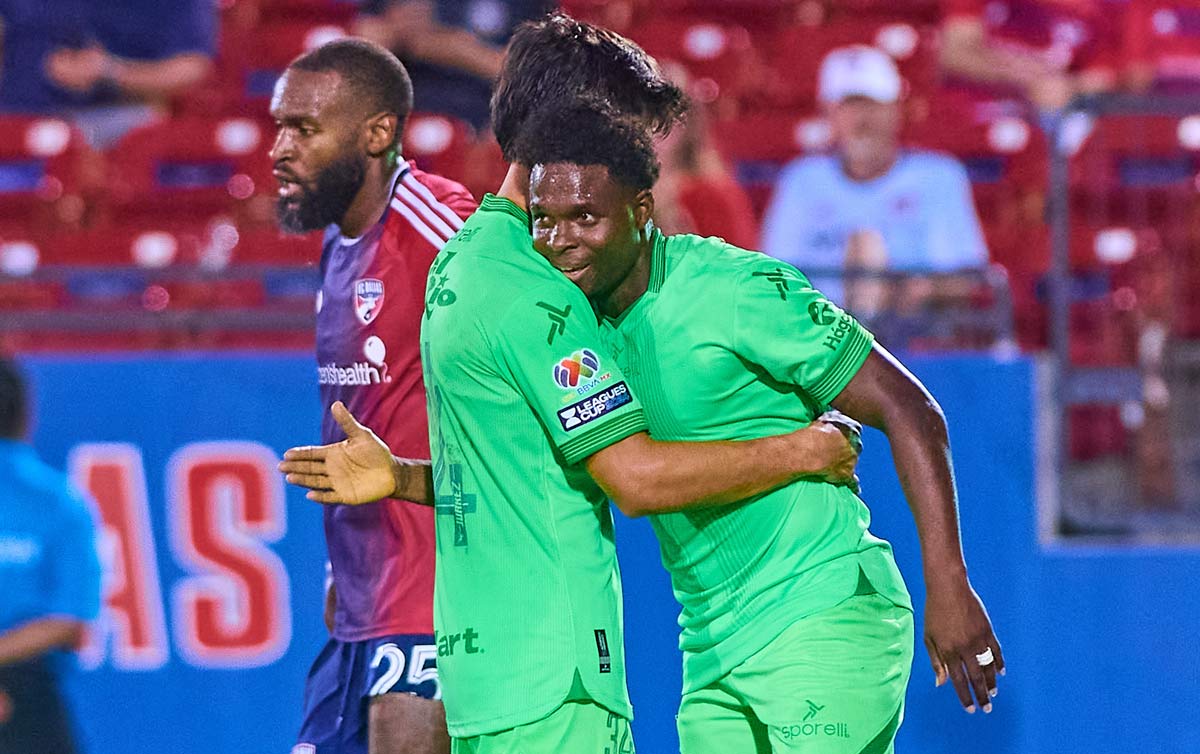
[406,644,441,700]
[368,643,406,696]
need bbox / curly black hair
[514,101,659,191]
[491,12,688,161]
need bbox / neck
[339,155,398,238]
[841,146,898,182]
[496,163,530,210]
[598,233,655,319]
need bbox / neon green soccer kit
[420,194,645,752]
[599,231,915,754]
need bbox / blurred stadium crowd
[2,0,1200,512]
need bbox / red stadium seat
[105,116,277,225]
[627,18,764,107]
[233,227,322,265]
[403,113,476,186]
[0,116,98,234]
[762,20,938,109]
[232,20,351,103]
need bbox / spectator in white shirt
[761,45,989,315]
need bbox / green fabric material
[421,195,645,737]
[599,232,912,693]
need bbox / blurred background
[0,0,1197,752]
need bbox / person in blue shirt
[0,0,215,146]
[354,0,554,130]
[762,45,989,320]
[0,357,102,754]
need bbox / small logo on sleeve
[537,301,572,345]
[354,278,385,324]
[554,349,601,388]
[558,381,632,431]
[808,301,836,326]
[594,629,611,673]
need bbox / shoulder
[901,149,971,183]
[778,153,838,184]
[670,233,808,290]
[399,165,478,218]
[385,168,477,251]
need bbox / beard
[275,150,368,234]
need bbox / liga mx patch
[558,381,632,431]
[354,278,385,324]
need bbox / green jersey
[420,195,647,737]
[599,231,912,692]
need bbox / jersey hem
[332,623,435,643]
[808,326,874,406]
[559,410,648,465]
[678,551,911,693]
[447,692,633,739]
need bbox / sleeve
[45,489,103,622]
[760,160,819,269]
[732,256,874,407]
[492,282,648,465]
[927,158,989,270]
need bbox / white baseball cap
[818,45,902,104]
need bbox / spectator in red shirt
[652,64,758,249]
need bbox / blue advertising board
[15,353,1200,754]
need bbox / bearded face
[274,147,368,234]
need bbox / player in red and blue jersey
[270,39,475,754]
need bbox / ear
[365,112,399,159]
[633,188,655,232]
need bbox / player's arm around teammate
[830,343,1004,714]
[281,400,862,516]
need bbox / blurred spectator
[761,46,989,316]
[654,64,757,249]
[0,357,102,754]
[354,0,554,129]
[0,0,215,148]
[938,0,1122,113]
[1124,0,1200,94]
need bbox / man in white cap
[761,45,989,322]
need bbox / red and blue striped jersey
[316,162,476,639]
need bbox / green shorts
[677,592,914,754]
[451,700,634,754]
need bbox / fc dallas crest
[354,278,385,325]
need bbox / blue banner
[16,354,1200,754]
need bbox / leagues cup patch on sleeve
[557,381,632,431]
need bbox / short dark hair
[491,12,688,161]
[515,102,659,191]
[289,38,414,144]
[0,357,27,439]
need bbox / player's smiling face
[269,68,368,233]
[529,163,651,303]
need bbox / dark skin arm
[584,424,856,516]
[831,343,1004,714]
[0,618,85,666]
[280,403,859,516]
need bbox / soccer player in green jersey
[279,13,866,754]
[513,103,1006,754]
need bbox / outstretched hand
[925,577,1005,714]
[278,401,396,505]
